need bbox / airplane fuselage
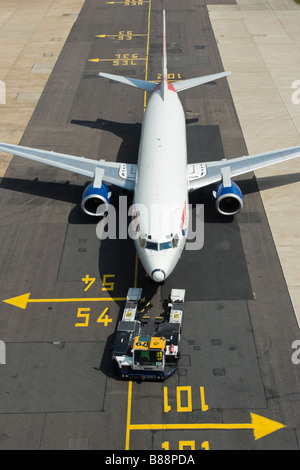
[133,85,189,281]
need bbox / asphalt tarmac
[0,0,299,451]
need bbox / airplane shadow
[1,172,299,223]
[239,173,300,193]
[71,118,141,164]
[0,176,82,204]
[70,117,199,163]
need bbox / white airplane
[1,10,300,282]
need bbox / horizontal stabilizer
[99,72,158,93]
[173,71,231,92]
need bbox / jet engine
[215,181,243,216]
[81,182,111,216]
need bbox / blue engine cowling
[215,181,243,216]
[81,182,111,216]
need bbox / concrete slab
[209,0,300,327]
[0,413,46,450]
[41,412,107,450]
[30,62,55,74]
[16,92,41,101]
[0,0,84,177]
[0,342,106,413]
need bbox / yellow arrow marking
[88,58,111,63]
[3,293,129,310]
[88,57,146,62]
[128,413,286,441]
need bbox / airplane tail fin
[160,10,231,96]
[161,9,168,99]
[99,10,231,94]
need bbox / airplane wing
[0,142,136,190]
[188,146,300,191]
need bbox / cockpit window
[144,234,180,251]
[144,240,176,251]
[159,241,172,250]
[145,241,159,251]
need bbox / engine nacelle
[81,182,111,217]
[215,181,243,216]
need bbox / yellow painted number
[102,274,115,291]
[75,307,112,327]
[163,386,209,412]
[75,308,90,327]
[82,274,96,291]
[97,307,112,327]
[113,53,140,66]
[118,31,133,40]
[157,73,182,81]
[125,0,145,5]
[177,386,192,412]
[162,441,209,450]
[179,441,195,450]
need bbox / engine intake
[81,182,111,216]
[215,181,243,216]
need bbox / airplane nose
[151,269,166,282]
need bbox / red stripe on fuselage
[154,79,176,93]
